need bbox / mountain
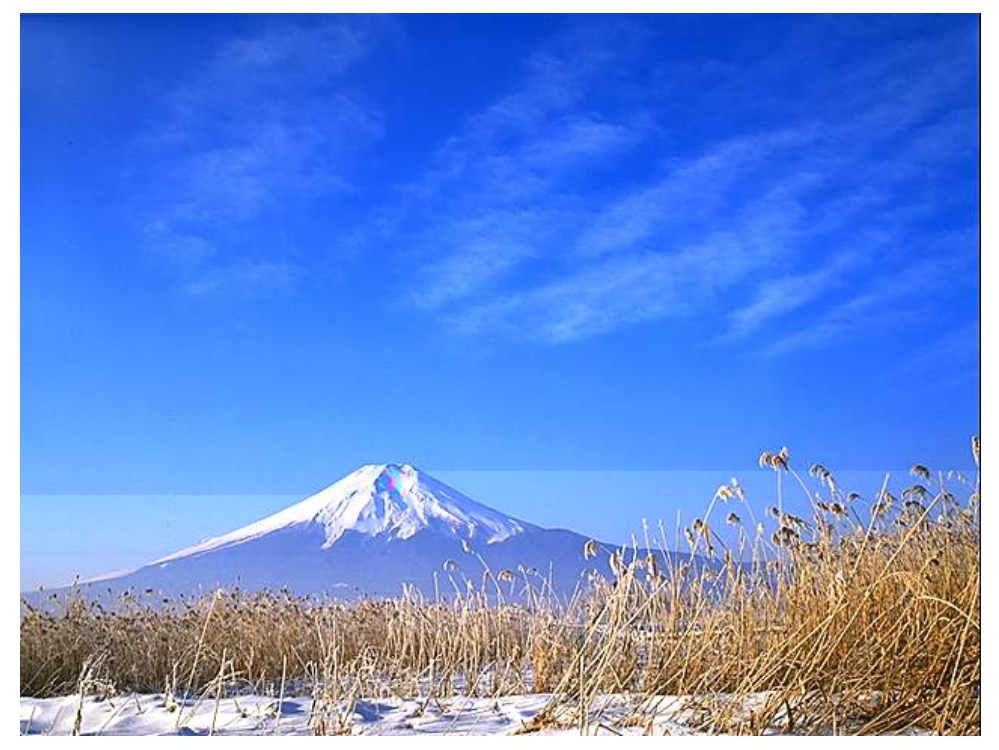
[156,464,533,563]
[24,464,701,606]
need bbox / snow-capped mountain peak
[155,464,532,564]
[310,463,532,545]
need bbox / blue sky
[21,14,979,588]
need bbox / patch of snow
[77,568,139,585]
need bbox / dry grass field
[21,443,980,735]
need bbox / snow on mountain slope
[25,464,711,604]
[155,464,534,565]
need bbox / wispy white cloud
[409,209,554,311]
[183,258,302,298]
[144,220,216,268]
[141,18,388,298]
[451,179,810,343]
[724,252,866,340]
[382,23,655,312]
[575,127,817,260]
[767,230,978,355]
[137,16,977,344]
[388,22,977,349]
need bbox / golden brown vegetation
[20,444,980,735]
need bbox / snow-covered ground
[19,691,934,736]
[18,692,738,736]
